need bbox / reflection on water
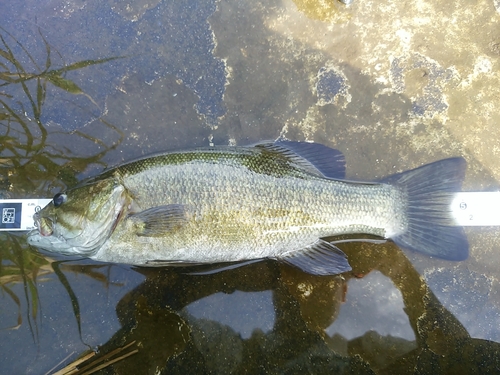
[184,290,275,339]
[328,271,415,341]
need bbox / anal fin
[279,239,352,276]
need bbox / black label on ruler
[0,203,22,229]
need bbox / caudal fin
[381,157,468,261]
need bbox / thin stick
[50,340,138,375]
[79,349,139,375]
[74,340,137,374]
[50,352,94,375]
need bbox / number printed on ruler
[451,192,500,226]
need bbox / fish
[27,141,468,275]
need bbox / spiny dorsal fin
[256,141,346,179]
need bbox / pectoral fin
[279,239,352,275]
[129,204,188,237]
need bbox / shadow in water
[55,241,500,374]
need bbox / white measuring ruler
[0,199,52,231]
[0,193,497,231]
[451,192,500,226]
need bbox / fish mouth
[33,213,54,237]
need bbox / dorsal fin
[256,141,346,179]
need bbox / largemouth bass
[27,141,468,275]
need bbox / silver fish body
[27,142,468,275]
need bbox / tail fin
[381,157,468,261]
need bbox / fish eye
[53,193,67,207]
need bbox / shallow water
[1,0,500,373]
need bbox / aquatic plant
[0,26,123,342]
